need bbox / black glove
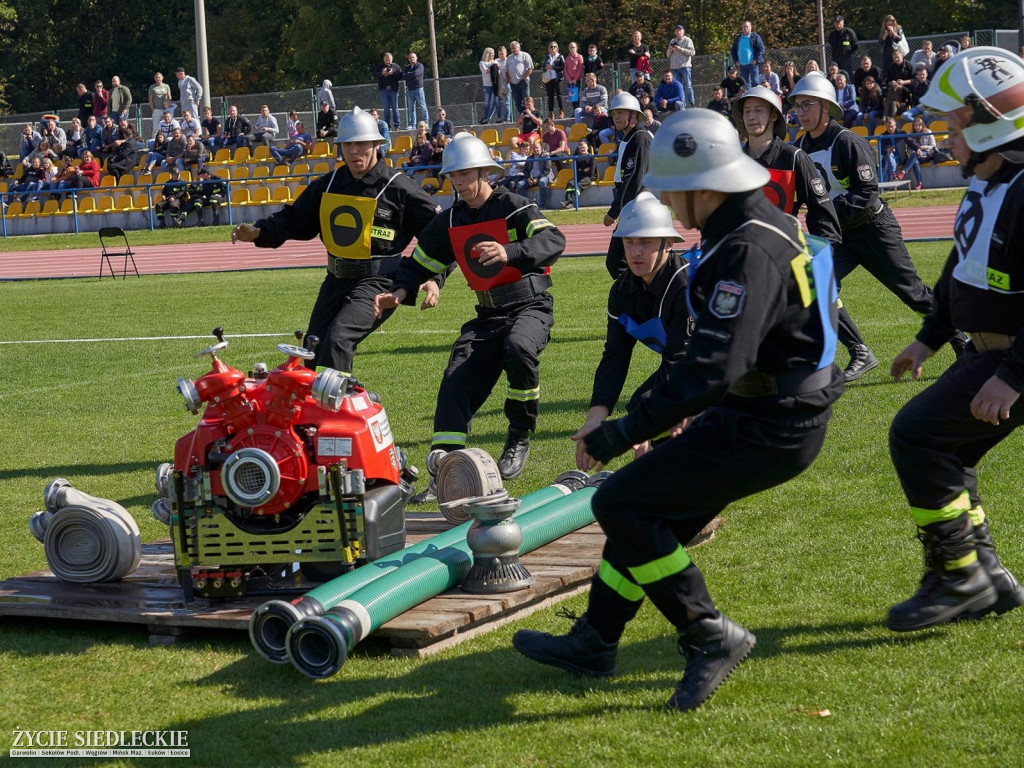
[583,419,633,464]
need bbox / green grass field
[1,245,1022,767]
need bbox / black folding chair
[98,226,140,279]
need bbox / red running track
[0,205,957,282]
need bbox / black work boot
[843,343,879,382]
[886,515,997,631]
[966,522,1024,619]
[497,429,531,480]
[667,613,756,711]
[513,613,618,677]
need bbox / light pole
[195,0,212,109]
[428,0,442,110]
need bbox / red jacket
[79,159,101,187]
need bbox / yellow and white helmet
[922,46,1024,153]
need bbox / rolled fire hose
[285,485,598,679]
[435,448,504,525]
[248,470,588,663]
[30,478,142,583]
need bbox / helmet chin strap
[961,149,990,178]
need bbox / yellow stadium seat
[551,169,575,189]
[232,166,251,181]
[271,186,291,203]
[40,199,61,216]
[312,161,331,175]
[478,128,500,147]
[92,195,115,213]
[501,127,520,146]
[598,166,616,186]
[17,200,42,218]
[247,187,271,205]
[251,165,271,181]
[75,197,97,214]
[851,125,869,137]
[207,148,232,166]
[229,146,251,164]
[250,145,272,162]
[114,194,134,211]
[99,174,117,188]
[310,141,333,158]
[230,188,250,206]
[567,123,589,143]
[929,119,948,133]
[293,163,310,176]
[389,135,413,155]
[5,201,24,218]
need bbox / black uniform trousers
[586,405,830,638]
[605,235,626,280]
[305,272,397,374]
[889,349,1023,513]
[432,293,553,448]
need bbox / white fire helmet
[613,191,684,241]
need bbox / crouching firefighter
[375,133,565,499]
[886,46,1024,632]
[513,109,843,711]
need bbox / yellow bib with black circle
[320,192,376,260]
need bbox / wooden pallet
[0,514,721,657]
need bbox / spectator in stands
[39,157,58,198]
[41,119,67,155]
[878,14,905,63]
[404,52,429,128]
[654,70,684,116]
[518,139,554,207]
[496,46,511,122]
[586,105,611,148]
[958,34,971,50]
[82,115,103,158]
[506,41,534,116]
[430,133,448,167]
[480,47,501,124]
[668,24,696,109]
[201,106,222,151]
[429,108,454,141]
[317,79,335,110]
[911,40,935,72]
[878,116,921,188]
[109,75,132,123]
[627,30,651,82]
[406,130,434,175]
[149,72,175,138]
[828,15,860,75]
[516,96,543,144]
[271,122,313,165]
[575,72,609,125]
[857,75,884,133]
[144,132,169,173]
[584,43,604,76]
[370,108,391,158]
[853,55,882,92]
[375,54,402,130]
[500,136,528,189]
[99,116,119,164]
[183,134,207,174]
[180,108,202,139]
[705,84,731,117]
[315,101,337,140]
[11,157,45,202]
[541,117,569,169]
[835,71,859,127]
[805,59,821,74]
[563,139,597,208]
[51,156,78,200]
[597,105,619,146]
[933,43,954,72]
[252,105,280,147]
[628,70,654,101]
[223,104,253,150]
[563,41,585,114]
[642,108,661,134]
[721,68,747,100]
[911,115,952,165]
[176,66,203,120]
[885,49,914,117]
[731,20,765,87]
[780,61,801,101]
[63,118,84,159]
[542,41,566,119]
[76,83,95,124]
[152,111,180,149]
[92,79,109,121]
[759,61,782,95]
[21,139,58,177]
[286,110,300,139]
[901,66,932,124]
[106,121,139,182]
[161,126,187,171]
[19,124,40,163]
[826,63,841,88]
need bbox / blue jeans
[901,106,929,125]
[516,176,550,207]
[672,68,695,107]
[498,88,511,121]
[271,145,304,164]
[380,89,400,129]
[408,88,428,128]
[739,63,759,89]
[482,86,498,123]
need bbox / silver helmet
[642,110,770,193]
[786,72,843,120]
[608,92,644,117]
[336,106,386,143]
[613,191,683,240]
[439,133,503,178]
[731,85,788,140]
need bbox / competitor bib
[448,218,523,291]
[764,168,797,214]
[320,192,376,260]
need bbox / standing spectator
[911,40,936,72]
[201,106,222,151]
[429,108,454,141]
[879,14,906,63]
[108,75,132,123]
[315,101,337,140]
[252,105,279,147]
[626,30,651,82]
[668,24,696,109]
[705,84,731,116]
[375,53,402,130]
[496,46,511,122]
[584,43,604,76]
[404,52,429,129]
[835,71,859,126]
[179,109,202,139]
[75,83,95,124]
[720,67,747,100]
[176,67,203,120]
[563,42,585,115]
[731,19,765,87]
[574,72,608,124]
[480,47,501,124]
[603,93,652,278]
[92,80,109,121]
[222,104,253,150]
[506,41,534,116]
[148,72,174,139]
[828,15,860,75]
[654,70,685,116]
[317,80,335,110]
[542,41,565,118]
[759,61,781,95]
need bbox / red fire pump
[153,329,412,600]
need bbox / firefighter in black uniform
[791,73,962,381]
[603,92,653,279]
[231,106,441,375]
[154,167,189,228]
[184,169,227,226]
[576,191,690,467]
[886,47,1024,631]
[514,110,843,711]
[375,134,565,497]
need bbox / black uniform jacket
[797,120,881,230]
[608,125,652,221]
